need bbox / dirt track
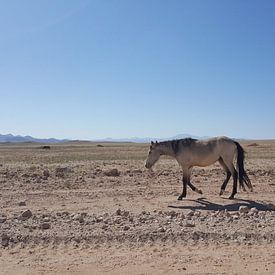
[0,141,275,274]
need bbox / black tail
[234,142,253,191]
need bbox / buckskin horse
[145,137,252,200]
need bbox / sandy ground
[0,141,275,274]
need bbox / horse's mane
[159,138,197,154]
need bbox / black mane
[161,138,197,154]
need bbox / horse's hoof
[177,196,183,201]
[228,196,235,200]
[195,188,203,195]
[219,190,224,196]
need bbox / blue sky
[0,0,274,140]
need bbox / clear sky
[0,0,274,140]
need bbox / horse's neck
[160,145,176,158]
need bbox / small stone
[55,167,72,178]
[239,206,249,214]
[40,223,51,230]
[43,217,50,222]
[185,222,195,227]
[73,214,85,223]
[96,216,103,223]
[102,224,108,230]
[168,210,177,217]
[158,227,166,232]
[249,207,258,214]
[194,211,201,217]
[21,210,32,219]
[104,169,120,177]
[0,216,7,223]
[116,209,122,215]
[186,210,195,217]
[133,169,142,174]
[18,201,26,207]
[1,233,9,247]
[123,225,130,231]
[43,170,50,179]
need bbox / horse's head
[145,141,162,169]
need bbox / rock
[1,233,10,247]
[239,206,249,214]
[168,210,177,218]
[18,201,26,206]
[186,210,195,217]
[224,210,231,217]
[185,222,195,228]
[158,227,166,233]
[55,167,72,177]
[21,210,32,220]
[132,169,142,174]
[194,211,201,217]
[102,224,108,230]
[43,170,50,179]
[123,225,130,231]
[192,232,200,241]
[123,211,129,217]
[43,217,50,222]
[96,217,103,223]
[104,169,120,177]
[0,216,7,223]
[249,207,258,214]
[40,223,51,230]
[73,214,85,223]
[116,209,122,216]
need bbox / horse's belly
[192,155,219,167]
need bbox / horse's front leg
[178,175,188,200]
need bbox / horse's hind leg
[218,158,231,196]
[187,181,203,194]
[178,170,191,200]
[222,160,238,199]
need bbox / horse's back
[177,136,236,167]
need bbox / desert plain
[0,140,275,274]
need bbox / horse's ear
[151,141,154,145]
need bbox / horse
[145,136,252,200]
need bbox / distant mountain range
[0,133,208,144]
[0,134,68,143]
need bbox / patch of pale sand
[1,244,275,274]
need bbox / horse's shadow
[168,197,275,212]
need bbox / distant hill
[0,134,69,143]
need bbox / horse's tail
[234,141,253,191]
